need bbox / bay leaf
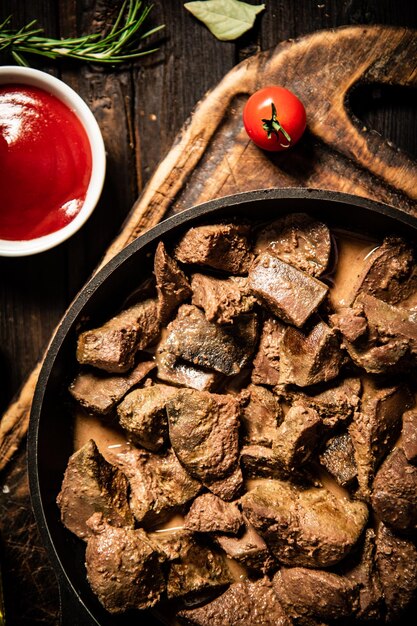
[184,0,265,41]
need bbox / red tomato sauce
[0,83,92,241]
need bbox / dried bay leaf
[184,0,265,41]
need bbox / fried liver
[319,432,357,488]
[154,241,192,323]
[85,513,165,613]
[249,253,328,327]
[349,381,413,498]
[156,340,221,391]
[184,493,243,534]
[167,389,242,500]
[241,479,368,567]
[57,439,134,540]
[191,273,255,324]
[117,383,178,451]
[107,445,201,527]
[240,384,283,447]
[273,404,322,469]
[251,316,286,385]
[329,305,368,343]
[279,321,343,387]
[69,359,155,415]
[76,298,160,373]
[174,222,254,274]
[215,519,276,574]
[254,213,332,277]
[375,523,417,621]
[371,447,417,531]
[177,578,292,626]
[403,409,417,463]
[273,567,359,621]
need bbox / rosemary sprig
[0,0,164,67]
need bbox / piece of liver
[341,529,384,622]
[117,383,178,451]
[164,304,258,376]
[240,478,368,567]
[346,236,417,306]
[69,359,155,415]
[174,222,254,275]
[371,447,417,531]
[76,298,160,373]
[280,376,361,430]
[248,253,328,327]
[279,321,343,387]
[345,336,409,375]
[254,213,332,277]
[56,439,134,541]
[273,567,359,621]
[240,384,283,447]
[191,273,255,324]
[167,389,242,500]
[251,316,286,386]
[215,519,277,574]
[329,305,368,343]
[319,432,357,488]
[403,409,417,463]
[154,241,192,323]
[177,578,292,626]
[184,493,243,534]
[240,444,286,479]
[85,513,165,613]
[273,404,322,469]
[156,339,221,391]
[375,523,417,621]
[107,445,201,527]
[349,381,414,498]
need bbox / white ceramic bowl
[0,66,106,257]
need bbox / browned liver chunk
[251,316,286,386]
[177,578,292,626]
[346,236,417,306]
[358,292,417,349]
[85,513,165,613]
[240,384,283,447]
[164,532,232,601]
[241,479,368,567]
[154,241,192,323]
[156,339,221,391]
[215,519,277,574]
[371,447,417,531]
[117,383,178,451]
[349,382,413,498]
[341,529,383,622]
[319,432,357,488]
[273,567,359,621]
[191,273,255,324]
[279,321,342,387]
[165,304,258,376]
[249,253,328,327]
[56,439,134,540]
[273,404,322,469]
[107,445,201,527]
[69,359,155,415]
[403,409,417,463]
[329,305,368,343]
[255,213,332,277]
[185,493,243,534]
[167,389,242,500]
[174,222,254,274]
[376,523,417,621]
[240,444,286,478]
[281,376,361,430]
[76,298,160,373]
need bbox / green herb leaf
[184,0,265,41]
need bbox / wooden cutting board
[1,24,416,624]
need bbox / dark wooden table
[0,1,417,624]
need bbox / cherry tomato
[243,86,306,152]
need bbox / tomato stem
[261,102,292,148]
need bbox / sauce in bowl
[0,83,92,241]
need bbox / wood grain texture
[0,1,417,624]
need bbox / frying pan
[28,188,417,626]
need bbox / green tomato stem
[261,102,292,148]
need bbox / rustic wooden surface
[0,1,417,624]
